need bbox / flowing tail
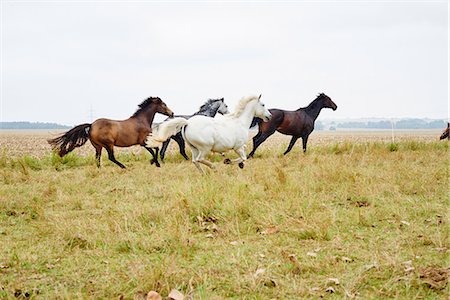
[146,117,188,148]
[47,123,91,157]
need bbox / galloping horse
[249,93,337,157]
[440,123,449,140]
[147,95,271,173]
[48,97,174,168]
[157,98,229,162]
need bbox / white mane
[226,95,259,118]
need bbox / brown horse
[48,97,174,168]
[248,93,337,157]
[440,122,449,140]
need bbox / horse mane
[198,99,220,112]
[299,93,326,111]
[227,95,259,118]
[132,97,161,117]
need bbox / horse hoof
[224,158,231,164]
[238,162,244,169]
[150,159,155,165]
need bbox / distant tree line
[0,122,71,129]
[315,119,447,130]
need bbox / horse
[147,95,271,173]
[440,123,449,140]
[47,97,174,168]
[156,98,229,162]
[248,93,337,157]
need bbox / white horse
[147,95,272,173]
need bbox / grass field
[0,130,448,299]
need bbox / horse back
[184,115,247,152]
[90,118,149,147]
[260,109,313,136]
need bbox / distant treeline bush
[316,119,446,130]
[0,122,71,129]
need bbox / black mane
[132,97,160,117]
[298,93,327,111]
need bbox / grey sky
[1,1,448,125]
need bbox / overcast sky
[1,1,448,125]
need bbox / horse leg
[284,136,299,155]
[105,147,126,169]
[91,141,102,168]
[176,135,190,160]
[249,129,276,157]
[302,135,310,153]
[248,132,262,158]
[153,147,161,167]
[143,146,161,167]
[224,147,247,168]
[234,147,247,169]
[199,159,214,169]
[95,147,102,168]
[197,149,214,169]
[159,139,170,162]
[170,133,189,160]
[190,147,204,174]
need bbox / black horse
[440,123,449,140]
[156,98,229,162]
[249,93,337,157]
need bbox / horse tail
[147,117,188,148]
[47,123,91,157]
[180,123,200,158]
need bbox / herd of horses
[48,94,447,173]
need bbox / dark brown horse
[440,123,449,140]
[248,93,337,157]
[48,97,174,168]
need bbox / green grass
[0,141,448,299]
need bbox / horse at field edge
[248,93,337,157]
[147,95,271,173]
[440,123,449,140]
[47,97,174,168]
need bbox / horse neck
[135,106,157,126]
[304,98,324,121]
[237,100,257,128]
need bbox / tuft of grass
[389,142,399,152]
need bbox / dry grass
[0,130,448,299]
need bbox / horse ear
[221,98,224,101]
[258,94,262,100]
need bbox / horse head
[440,123,449,140]
[254,95,272,122]
[208,98,229,115]
[217,98,229,115]
[153,97,174,117]
[318,93,337,111]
